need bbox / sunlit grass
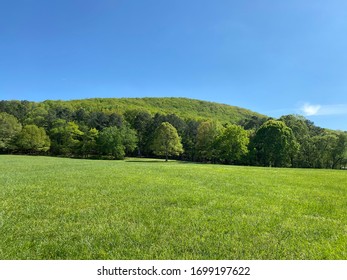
[0,155,346,259]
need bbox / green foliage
[331,132,347,169]
[251,120,298,167]
[181,119,200,161]
[58,97,265,124]
[0,112,22,151]
[0,99,346,169]
[24,106,49,128]
[124,110,152,156]
[16,124,50,153]
[216,124,249,164]
[306,132,347,169]
[119,125,138,155]
[196,120,223,162]
[151,122,183,161]
[97,126,137,159]
[279,114,309,142]
[49,120,84,155]
[97,127,124,159]
[80,128,99,157]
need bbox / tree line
[0,100,346,169]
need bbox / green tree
[80,128,99,157]
[181,119,200,161]
[196,120,223,162]
[239,115,268,130]
[297,136,316,168]
[251,120,298,167]
[151,122,183,161]
[331,132,347,169]
[97,126,137,159]
[310,132,347,169]
[216,124,249,164]
[279,114,311,167]
[120,125,138,155]
[97,126,124,159]
[24,105,49,128]
[124,109,152,156]
[0,112,22,152]
[16,124,50,153]
[49,120,84,155]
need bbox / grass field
[0,155,346,259]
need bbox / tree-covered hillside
[45,97,266,124]
[0,97,346,169]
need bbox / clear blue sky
[1,0,347,130]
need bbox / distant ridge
[43,97,266,124]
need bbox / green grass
[0,155,346,260]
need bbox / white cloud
[300,103,347,116]
[301,103,321,116]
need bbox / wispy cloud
[301,103,321,116]
[300,103,347,116]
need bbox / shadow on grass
[125,158,194,164]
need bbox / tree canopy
[0,98,346,169]
[0,112,22,151]
[16,124,50,153]
[151,122,183,161]
[250,120,298,167]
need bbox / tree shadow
[125,158,192,164]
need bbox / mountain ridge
[42,97,267,124]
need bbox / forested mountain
[0,97,346,169]
[45,97,266,124]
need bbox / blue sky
[1,0,347,130]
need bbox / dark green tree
[181,119,200,161]
[97,127,124,159]
[88,111,110,131]
[251,120,298,167]
[124,110,153,156]
[331,132,347,169]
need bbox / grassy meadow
[0,155,346,259]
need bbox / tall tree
[16,124,50,153]
[279,114,310,167]
[151,122,183,161]
[196,120,223,162]
[97,126,124,159]
[119,125,138,155]
[124,110,153,156]
[0,112,22,152]
[97,126,137,159]
[251,120,298,167]
[215,124,249,164]
[80,128,99,157]
[331,132,347,169]
[181,119,200,161]
[310,132,347,169]
[49,120,84,155]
